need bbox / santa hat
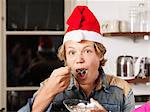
[63,6,103,44]
[38,37,53,52]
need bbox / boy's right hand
[44,66,71,97]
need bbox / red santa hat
[38,37,53,52]
[63,6,103,44]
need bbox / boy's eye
[84,49,92,53]
[68,51,76,55]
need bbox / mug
[101,20,119,33]
[119,21,129,32]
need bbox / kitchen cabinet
[126,77,150,107]
[125,77,150,95]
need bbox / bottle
[129,6,138,32]
[137,3,147,32]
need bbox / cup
[101,20,119,33]
[119,21,129,32]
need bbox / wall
[87,0,150,75]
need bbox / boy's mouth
[76,68,88,78]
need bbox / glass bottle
[137,3,147,32]
[129,6,138,32]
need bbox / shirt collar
[96,67,110,93]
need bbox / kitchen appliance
[144,57,150,76]
[138,57,150,77]
[117,55,150,79]
[117,55,141,79]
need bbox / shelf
[6,31,65,35]
[102,32,150,38]
[126,77,150,84]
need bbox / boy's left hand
[86,98,108,112]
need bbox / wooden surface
[102,32,150,37]
[126,77,150,83]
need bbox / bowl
[63,99,95,112]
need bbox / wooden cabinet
[126,77,150,106]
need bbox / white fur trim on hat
[63,30,103,44]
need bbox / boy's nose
[75,54,85,64]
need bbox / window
[0,0,72,111]
[7,35,64,87]
[7,0,64,31]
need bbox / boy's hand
[86,98,108,112]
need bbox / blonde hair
[57,42,107,66]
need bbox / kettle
[117,55,141,79]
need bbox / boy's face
[65,40,100,85]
